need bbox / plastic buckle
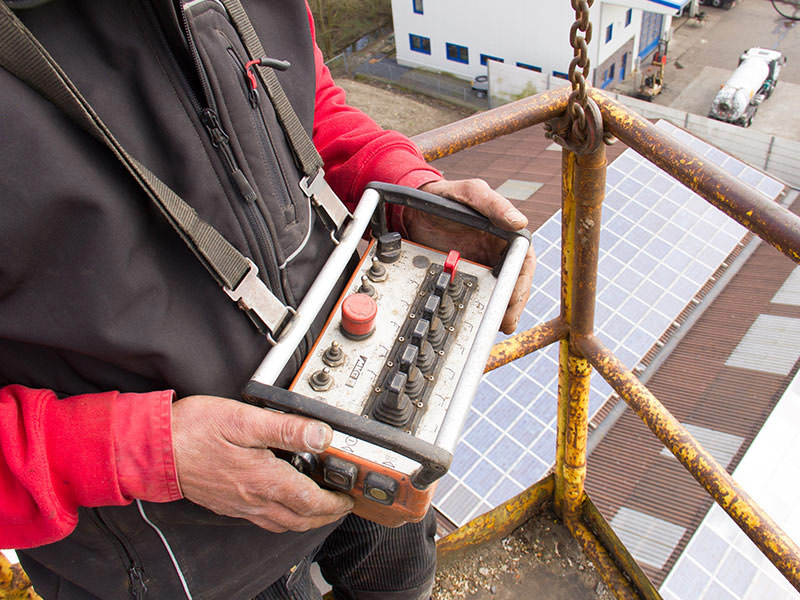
[224,258,291,338]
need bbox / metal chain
[544,0,615,153]
[567,0,593,140]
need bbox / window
[446,43,469,64]
[409,34,431,55]
[517,62,542,72]
[609,64,615,80]
[553,70,569,80]
[606,23,613,43]
[480,54,504,66]
[625,8,632,26]
[413,0,423,14]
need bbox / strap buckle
[300,168,352,240]
[224,258,291,339]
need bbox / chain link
[544,0,614,153]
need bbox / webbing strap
[219,0,352,234]
[220,0,323,178]
[0,2,291,337]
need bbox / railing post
[556,143,606,516]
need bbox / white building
[391,0,692,90]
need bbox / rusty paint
[583,495,662,600]
[591,90,800,265]
[555,149,578,516]
[563,353,591,520]
[484,317,567,373]
[0,554,40,600]
[436,475,555,562]
[411,87,569,162]
[576,333,800,592]
[567,515,642,600]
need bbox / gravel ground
[336,77,473,137]
[433,509,614,600]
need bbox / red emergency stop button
[341,293,377,339]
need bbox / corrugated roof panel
[659,423,744,469]
[725,314,800,376]
[772,267,800,307]
[610,507,687,569]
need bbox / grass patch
[309,0,393,57]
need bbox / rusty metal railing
[415,86,800,598]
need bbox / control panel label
[346,355,369,388]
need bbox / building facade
[391,0,690,90]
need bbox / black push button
[363,472,398,505]
[323,456,358,491]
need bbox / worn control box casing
[243,183,530,526]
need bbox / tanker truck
[708,47,786,127]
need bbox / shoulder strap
[0,2,292,338]
[220,0,352,234]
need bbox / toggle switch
[422,295,440,322]
[433,272,450,298]
[322,340,345,367]
[443,250,460,281]
[411,319,437,373]
[367,257,387,282]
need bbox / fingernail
[307,424,332,452]
[504,208,526,227]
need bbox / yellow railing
[415,87,800,598]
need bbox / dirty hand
[171,395,353,532]
[407,179,536,334]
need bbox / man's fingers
[264,458,355,517]
[420,179,528,231]
[219,401,333,454]
[500,246,537,334]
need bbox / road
[658,0,798,139]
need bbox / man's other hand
[171,395,353,532]
[410,179,536,334]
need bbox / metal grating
[610,507,688,570]
[725,314,800,376]
[772,267,800,307]
[659,423,744,469]
[433,120,785,526]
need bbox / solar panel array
[434,120,786,526]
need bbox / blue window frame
[553,70,569,80]
[606,23,613,43]
[480,54,504,66]
[409,34,431,55]
[446,43,469,64]
[517,62,542,72]
[413,0,423,14]
[625,8,632,26]
[600,64,616,89]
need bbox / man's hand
[409,179,537,334]
[171,395,354,533]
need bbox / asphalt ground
[611,0,800,139]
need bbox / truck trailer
[708,47,786,127]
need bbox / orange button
[341,293,377,338]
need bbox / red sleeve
[0,385,181,549]
[306,3,442,233]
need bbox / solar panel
[434,120,786,526]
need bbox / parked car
[471,75,488,98]
[708,47,786,127]
[699,0,736,8]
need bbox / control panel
[243,182,531,526]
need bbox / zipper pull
[201,108,258,203]
[201,108,229,148]
[128,564,148,599]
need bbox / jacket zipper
[173,1,286,303]
[226,46,298,225]
[90,509,148,599]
